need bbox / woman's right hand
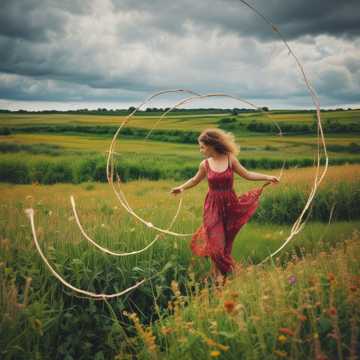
[268,175,280,184]
[170,186,183,196]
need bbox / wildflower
[274,350,287,357]
[206,338,217,346]
[224,300,236,314]
[327,273,335,283]
[170,280,181,298]
[278,335,287,344]
[210,350,220,357]
[279,327,295,337]
[218,344,230,352]
[288,274,297,285]
[327,307,337,317]
[350,284,357,292]
[101,223,105,228]
[160,327,173,335]
[298,314,307,322]
[316,355,328,360]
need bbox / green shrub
[0,160,30,183]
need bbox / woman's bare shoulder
[229,153,238,165]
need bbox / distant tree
[128,106,136,113]
[262,106,269,112]
[232,108,239,116]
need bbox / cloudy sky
[0,0,359,110]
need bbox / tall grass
[0,170,359,358]
[127,231,360,359]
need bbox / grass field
[1,165,359,358]
[1,109,359,129]
[1,110,359,359]
[1,132,359,163]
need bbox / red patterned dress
[191,154,267,275]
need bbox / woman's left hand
[170,186,184,195]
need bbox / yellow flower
[206,338,216,346]
[210,350,221,357]
[274,350,288,358]
[278,335,287,343]
[160,326,173,335]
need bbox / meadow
[0,110,359,359]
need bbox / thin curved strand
[236,0,329,263]
[105,89,202,237]
[106,89,201,182]
[25,208,146,299]
[109,168,193,236]
[110,91,285,239]
[145,92,285,179]
[70,192,183,256]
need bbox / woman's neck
[210,152,227,160]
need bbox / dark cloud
[0,1,62,42]
[111,0,360,41]
[0,0,359,108]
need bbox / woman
[170,128,279,278]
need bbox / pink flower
[288,275,297,285]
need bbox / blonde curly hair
[198,128,239,155]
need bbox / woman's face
[198,141,212,157]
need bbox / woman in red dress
[170,128,279,278]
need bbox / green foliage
[0,127,11,135]
[0,159,30,183]
[1,155,360,185]
[0,179,359,359]
[0,142,64,156]
[254,181,360,224]
[7,125,201,144]
[247,119,360,134]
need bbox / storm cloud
[0,0,359,109]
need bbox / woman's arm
[170,161,207,195]
[230,154,279,183]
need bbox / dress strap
[228,154,232,169]
[205,159,209,171]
